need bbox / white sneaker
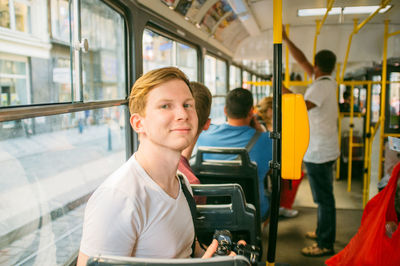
[279,207,299,218]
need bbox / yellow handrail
[336,63,341,179]
[341,1,391,81]
[363,82,372,207]
[285,25,290,86]
[347,84,355,191]
[378,20,389,181]
[312,0,335,64]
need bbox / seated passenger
[339,90,359,113]
[179,81,212,204]
[196,88,273,221]
[77,67,221,265]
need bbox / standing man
[283,29,339,256]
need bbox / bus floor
[262,174,365,265]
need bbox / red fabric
[178,155,206,204]
[325,162,400,266]
[280,172,304,209]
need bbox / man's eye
[161,104,170,109]
[183,103,193,108]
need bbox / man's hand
[201,239,218,258]
[201,239,247,258]
[282,25,288,42]
[250,115,266,132]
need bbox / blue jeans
[304,160,336,249]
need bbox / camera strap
[178,174,200,257]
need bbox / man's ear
[224,106,227,116]
[130,113,144,133]
[248,106,255,118]
[203,118,211,131]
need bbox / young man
[179,82,212,204]
[77,67,218,265]
[283,29,339,256]
[196,88,272,222]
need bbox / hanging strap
[178,174,199,257]
[235,131,261,160]
[246,131,262,152]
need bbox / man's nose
[176,105,189,120]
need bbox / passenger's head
[343,90,350,101]
[257,96,273,126]
[225,88,253,119]
[129,67,197,151]
[128,67,192,116]
[314,50,336,75]
[189,81,212,135]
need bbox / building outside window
[0,0,31,33]
[143,29,198,81]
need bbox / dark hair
[314,50,336,74]
[343,91,350,100]
[189,81,212,134]
[225,88,253,119]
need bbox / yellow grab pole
[312,20,321,66]
[336,63,342,179]
[341,19,358,81]
[347,84,355,192]
[378,20,389,180]
[388,30,400,37]
[341,2,391,81]
[362,82,372,207]
[285,24,290,87]
[312,0,334,66]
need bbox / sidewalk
[0,123,126,260]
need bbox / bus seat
[191,147,260,226]
[191,184,258,247]
[86,254,251,266]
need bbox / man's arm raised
[282,27,314,77]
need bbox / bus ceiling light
[298,5,392,17]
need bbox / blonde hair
[128,67,191,115]
[257,96,273,128]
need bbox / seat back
[191,147,261,225]
[192,183,258,248]
[87,254,251,266]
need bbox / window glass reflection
[389,72,399,130]
[0,105,127,265]
[143,29,197,81]
[205,54,227,124]
[81,0,126,101]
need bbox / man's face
[134,79,198,152]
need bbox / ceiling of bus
[143,0,400,74]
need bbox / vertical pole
[267,1,282,265]
[312,20,321,66]
[336,63,342,179]
[362,82,372,207]
[378,20,389,180]
[347,84,355,192]
[284,25,290,87]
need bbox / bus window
[371,75,381,124]
[0,106,128,265]
[142,29,198,81]
[81,0,126,101]
[388,72,400,130]
[204,54,227,124]
[229,65,241,90]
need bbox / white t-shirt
[79,154,194,258]
[303,76,340,163]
